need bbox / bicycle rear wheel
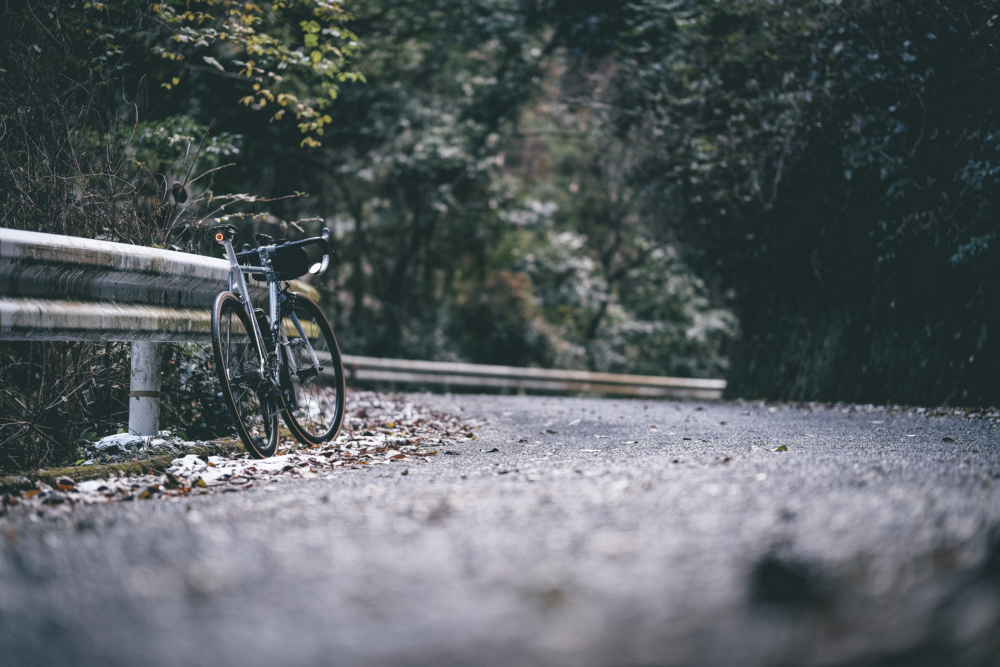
[280,294,345,444]
[211,292,279,458]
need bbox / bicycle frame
[218,236,321,407]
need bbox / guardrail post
[128,342,161,437]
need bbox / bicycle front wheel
[211,292,279,458]
[280,294,345,444]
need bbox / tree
[575,0,1000,404]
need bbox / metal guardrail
[0,228,269,342]
[1,229,283,435]
[342,355,726,400]
[0,229,727,435]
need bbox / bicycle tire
[279,294,346,445]
[211,292,279,458]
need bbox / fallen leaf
[482,447,500,453]
[444,451,460,455]
[775,445,788,452]
[943,436,956,442]
[543,429,558,434]
[568,418,581,426]
[193,477,207,488]
[23,490,40,499]
[401,469,409,476]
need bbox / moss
[1,439,244,488]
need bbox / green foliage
[487,66,738,376]
[590,0,1000,404]
[0,0,352,469]
[151,0,363,146]
[274,2,737,377]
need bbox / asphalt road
[2,394,1000,667]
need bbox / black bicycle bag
[271,244,310,281]
[239,244,310,281]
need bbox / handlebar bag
[271,244,311,281]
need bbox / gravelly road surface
[3,393,1000,667]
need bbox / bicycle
[205,224,346,458]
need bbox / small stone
[95,433,144,452]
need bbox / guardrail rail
[341,355,725,400]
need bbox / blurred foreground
[1,394,999,666]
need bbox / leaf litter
[0,392,477,515]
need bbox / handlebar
[233,227,338,276]
[286,228,336,274]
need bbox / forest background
[1,0,999,470]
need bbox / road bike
[205,224,345,458]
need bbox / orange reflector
[215,233,224,242]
